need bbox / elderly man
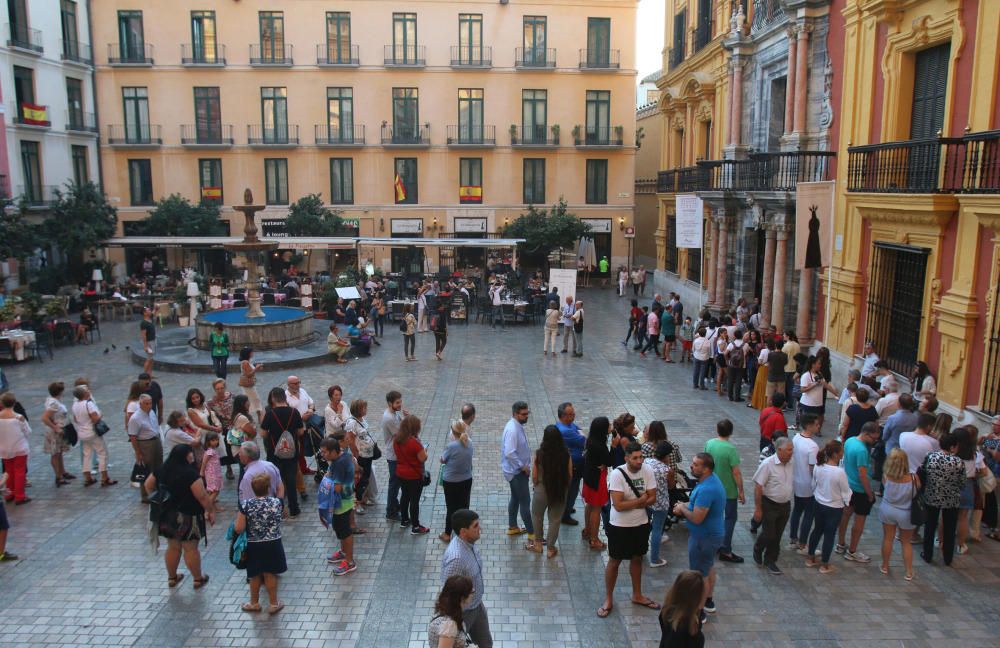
[560,296,576,353]
[238,441,283,502]
[752,437,794,575]
[555,402,585,526]
[875,379,901,427]
[860,340,880,384]
[127,394,162,503]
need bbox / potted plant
[551,124,560,144]
[509,124,518,143]
[614,125,624,144]
[571,125,581,143]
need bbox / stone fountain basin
[194,306,315,351]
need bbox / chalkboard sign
[449,295,467,321]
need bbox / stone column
[793,24,811,135]
[731,56,744,147]
[706,218,719,306]
[796,267,815,343]
[771,228,788,333]
[760,227,777,330]
[715,215,729,309]
[783,28,797,136]
[727,60,737,146]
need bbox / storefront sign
[391,218,423,234]
[624,226,635,238]
[261,218,289,237]
[582,218,612,234]
[675,194,704,249]
[454,217,487,233]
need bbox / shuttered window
[910,43,950,140]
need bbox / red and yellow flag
[20,103,48,126]
[459,185,482,203]
[201,186,222,200]
[394,173,407,202]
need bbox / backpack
[727,342,746,368]
[148,481,178,536]
[573,310,584,333]
[271,409,297,460]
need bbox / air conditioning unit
[500,0,509,4]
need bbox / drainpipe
[85,0,104,191]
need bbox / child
[679,317,695,364]
[318,437,356,576]
[201,431,224,512]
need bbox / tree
[0,206,39,261]
[501,198,590,268]
[136,194,227,236]
[40,182,117,274]
[285,194,343,273]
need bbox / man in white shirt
[560,296,577,354]
[752,437,794,575]
[789,414,820,552]
[692,328,712,390]
[860,341,880,381]
[285,375,322,430]
[489,282,505,330]
[899,413,941,474]
[875,381,901,427]
[381,390,407,520]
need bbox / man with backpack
[261,388,304,519]
[725,333,748,402]
[570,300,584,357]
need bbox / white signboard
[582,218,612,233]
[391,218,423,234]
[335,287,362,300]
[675,194,704,249]
[548,269,578,304]
[454,217,487,233]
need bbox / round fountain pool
[195,306,315,351]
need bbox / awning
[105,236,356,249]
[355,237,525,248]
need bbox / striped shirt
[441,536,484,610]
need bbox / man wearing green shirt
[704,419,745,563]
[598,256,609,288]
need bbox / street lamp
[186,281,200,324]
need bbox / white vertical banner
[675,194,705,249]
[548,269,578,303]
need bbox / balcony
[446,125,495,147]
[17,185,57,208]
[579,49,620,70]
[668,46,684,71]
[752,0,784,34]
[12,103,51,128]
[574,125,624,148]
[381,124,430,147]
[510,126,560,147]
[314,124,365,147]
[108,43,153,65]
[515,47,556,68]
[450,46,492,68]
[249,44,293,66]
[6,24,43,54]
[384,45,426,67]
[66,111,98,134]
[657,151,836,193]
[107,124,162,147]
[247,124,299,147]
[181,43,226,66]
[60,40,92,66]
[316,43,359,66]
[181,124,234,147]
[694,19,712,52]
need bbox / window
[122,87,150,141]
[458,89,484,142]
[259,11,285,62]
[694,0,712,52]
[327,88,354,141]
[522,90,547,143]
[523,159,545,204]
[392,88,419,142]
[71,145,89,185]
[394,158,417,204]
[66,78,84,128]
[326,12,351,63]
[687,248,702,282]
[523,16,547,65]
[392,13,418,63]
[128,159,153,205]
[61,0,80,59]
[586,18,611,67]
[264,158,288,205]
[260,87,288,142]
[190,10,218,63]
[193,87,222,142]
[20,141,41,202]
[865,243,930,376]
[329,158,354,204]
[199,159,222,202]
[585,90,611,144]
[12,65,35,108]
[665,212,678,272]
[117,10,145,61]
[586,159,608,204]
[458,14,483,64]
[8,0,33,49]
[670,9,687,68]
[460,158,482,204]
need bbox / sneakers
[355,505,365,515]
[717,551,745,564]
[834,543,847,555]
[765,563,783,576]
[649,558,668,568]
[844,550,871,563]
[411,526,430,535]
[703,597,717,614]
[506,527,528,536]
[752,547,763,565]
[332,560,357,576]
[0,552,18,561]
[326,550,345,564]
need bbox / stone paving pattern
[1,288,999,647]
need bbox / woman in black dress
[659,570,706,648]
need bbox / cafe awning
[105,236,356,250]
[355,237,525,248]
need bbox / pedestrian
[781,331,801,407]
[0,472,16,561]
[70,385,116,487]
[138,372,165,426]
[678,316,694,364]
[394,414,430,535]
[639,305,660,358]
[344,399,377,515]
[911,360,937,404]
[705,419,745,563]
[140,307,156,376]
[428,575,475,648]
[229,396,257,482]
[381,390,406,520]
[236,472,287,613]
[645,441,674,567]
[806,440,852,573]
[883,394,919,453]
[638,265,647,295]
[440,420,474,543]
[750,339,773,409]
[237,441,283,502]
[633,305,649,350]
[0,393,31,505]
[610,413,639,467]
[542,300,560,356]
[878,447,917,579]
[724,332,748,401]
[238,347,264,422]
[324,385,348,436]
[502,402,536,544]
[571,300,585,357]
[839,388,878,440]
[187,388,221,449]
[835,422,879,563]
[164,410,202,458]
[714,328,730,396]
[692,328,711,389]
[658,571,706,648]
[661,305,676,362]
[954,426,987,552]
[751,437,794,575]
[765,340,788,403]
[319,437,357,576]
[788,413,820,554]
[209,323,230,379]
[554,402,585,526]
[673,452,724,620]
[418,281,430,332]
[560,296,577,354]
[982,415,1000,541]
[260,387,303,519]
[528,425,572,558]
[618,266,629,297]
[489,281,505,330]
[799,355,837,431]
[207,379,237,480]
[402,304,417,360]
[440,509,493,648]
[127,394,163,503]
[582,417,612,550]
[920,431,965,565]
[200,432,224,512]
[433,302,448,360]
[598,442,659,618]
[40,381,73,487]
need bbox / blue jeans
[722,498,738,554]
[693,359,709,388]
[563,463,582,520]
[492,305,505,329]
[507,472,533,533]
[385,460,401,517]
[807,503,842,564]
[789,495,816,544]
[649,510,668,562]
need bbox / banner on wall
[548,269,578,303]
[674,194,704,249]
[794,181,835,270]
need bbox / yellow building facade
[92,0,637,275]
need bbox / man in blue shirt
[555,402,585,526]
[673,452,726,619]
[501,401,535,542]
[837,422,878,563]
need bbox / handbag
[978,466,997,494]
[130,461,148,487]
[94,419,111,437]
[372,442,383,461]
[910,475,927,527]
[422,469,431,487]
[62,423,78,446]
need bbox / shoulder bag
[910,474,927,526]
[615,466,644,499]
[63,422,78,446]
[272,409,297,460]
[978,463,997,494]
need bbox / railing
[6,24,42,53]
[17,185,57,207]
[659,152,835,193]
[249,43,293,65]
[61,40,92,64]
[317,43,359,65]
[381,124,430,145]
[66,111,98,133]
[959,130,1000,193]
[668,46,683,71]
[752,0,784,33]
[579,49,620,69]
[635,178,657,195]
[510,126,559,146]
[12,103,51,127]
[383,45,425,66]
[847,137,965,193]
[657,169,678,193]
[107,124,162,145]
[574,125,624,147]
[181,124,234,145]
[247,124,299,145]
[314,124,365,145]
[694,18,712,51]
[450,45,492,67]
[182,43,226,65]
[108,43,153,65]
[515,47,556,68]
[446,125,495,145]
[677,166,709,192]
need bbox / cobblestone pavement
[1,288,998,648]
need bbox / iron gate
[983,274,1000,415]
[865,243,929,377]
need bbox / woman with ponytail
[439,420,474,543]
[805,440,851,573]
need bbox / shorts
[145,341,156,357]
[332,509,353,540]
[582,469,609,507]
[849,491,873,516]
[0,499,8,531]
[681,340,693,351]
[878,503,914,530]
[687,534,723,576]
[958,479,974,510]
[606,522,651,560]
[799,403,825,416]
[663,334,676,343]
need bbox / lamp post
[91,268,104,294]
[186,281,200,325]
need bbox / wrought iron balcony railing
[450,45,492,67]
[247,124,299,146]
[249,43,292,66]
[579,49,620,69]
[658,151,836,193]
[314,124,365,146]
[182,43,226,65]
[317,43,359,66]
[574,125,624,147]
[381,124,430,146]
[61,40,92,64]
[17,184,57,207]
[515,47,556,68]
[7,23,42,53]
[446,125,495,146]
[384,45,426,66]
[510,126,559,146]
[107,124,162,146]
[66,111,98,133]
[181,124,234,145]
[108,42,153,65]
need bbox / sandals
[547,548,559,559]
[631,597,661,610]
[589,539,607,550]
[241,603,262,612]
[83,477,97,487]
[524,541,542,553]
[268,602,285,615]
[879,565,890,575]
[101,479,118,487]
[904,572,914,581]
[167,574,185,588]
[596,605,612,618]
[193,575,210,589]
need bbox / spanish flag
[201,186,222,200]
[20,103,49,126]
[459,185,482,203]
[394,173,407,202]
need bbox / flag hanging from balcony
[20,103,48,126]
[201,186,222,200]
[459,186,482,203]
[394,174,407,202]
